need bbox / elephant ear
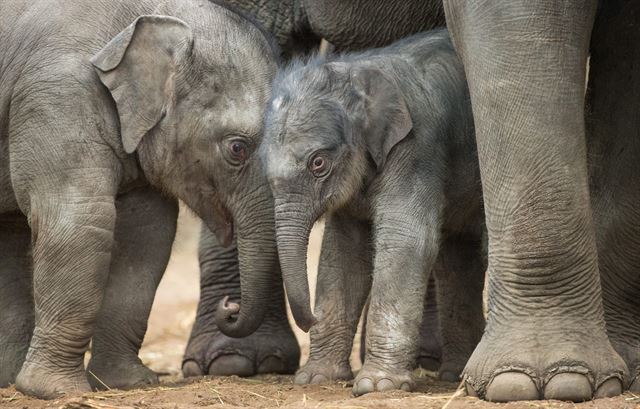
[91,15,194,154]
[350,67,413,169]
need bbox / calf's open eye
[229,140,247,162]
[309,153,331,177]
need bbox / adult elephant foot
[184,225,299,378]
[16,361,90,400]
[86,358,158,390]
[182,322,299,377]
[463,325,625,402]
[352,364,413,395]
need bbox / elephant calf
[0,0,282,399]
[261,28,486,395]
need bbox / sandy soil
[0,207,637,409]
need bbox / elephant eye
[312,157,325,170]
[309,153,330,177]
[229,140,247,161]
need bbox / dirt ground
[1,207,638,409]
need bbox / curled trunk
[214,194,278,338]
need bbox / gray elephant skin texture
[262,29,485,396]
[0,0,280,399]
[185,0,451,383]
[442,0,638,402]
[217,0,444,56]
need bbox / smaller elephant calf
[261,28,487,395]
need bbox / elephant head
[261,61,412,331]
[91,10,280,337]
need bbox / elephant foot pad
[87,358,159,391]
[16,361,92,400]
[182,330,300,378]
[294,360,353,384]
[463,326,626,402]
[352,365,414,396]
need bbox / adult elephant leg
[0,213,34,386]
[444,0,626,401]
[588,0,640,393]
[416,277,443,373]
[295,214,372,384]
[87,187,178,390]
[433,236,485,382]
[182,224,299,377]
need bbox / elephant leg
[87,187,178,390]
[433,236,485,382]
[294,214,372,385]
[361,278,444,373]
[587,0,640,393]
[444,0,626,402]
[0,212,34,387]
[416,277,443,373]
[353,204,440,396]
[14,183,117,399]
[182,224,299,377]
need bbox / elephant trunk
[274,199,317,332]
[214,195,278,338]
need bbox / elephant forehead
[263,142,311,181]
[216,92,267,132]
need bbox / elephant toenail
[208,355,254,377]
[182,360,203,377]
[400,382,412,391]
[594,378,622,398]
[310,374,329,384]
[544,373,592,401]
[294,372,311,385]
[376,378,396,391]
[486,372,538,402]
[353,378,374,396]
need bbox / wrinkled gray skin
[184,0,456,380]
[221,0,445,56]
[0,0,279,399]
[262,29,486,395]
[442,0,638,402]
[182,227,300,378]
[360,279,447,374]
[359,273,484,382]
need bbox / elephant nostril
[217,296,241,323]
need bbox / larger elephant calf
[0,0,281,399]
